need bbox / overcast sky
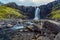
[0,0,55,6]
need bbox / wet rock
[26,26,34,31]
[6,24,13,28]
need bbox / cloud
[33,0,54,3]
[17,0,55,6]
[18,0,25,2]
[0,0,55,6]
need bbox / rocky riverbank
[0,19,60,40]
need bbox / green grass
[0,6,23,20]
[51,10,60,19]
[47,3,60,19]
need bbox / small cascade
[34,7,40,20]
[11,22,25,30]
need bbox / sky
[0,0,55,6]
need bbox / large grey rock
[43,21,60,33]
[54,32,60,40]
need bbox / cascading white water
[34,7,40,20]
[11,7,40,30]
[11,21,25,30]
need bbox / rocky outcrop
[43,20,60,34]
[54,32,60,40]
[39,1,58,18]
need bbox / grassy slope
[47,3,60,19]
[0,6,23,19]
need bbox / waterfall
[34,7,40,20]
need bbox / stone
[6,24,13,28]
[54,32,60,40]
[0,25,2,28]
[43,21,60,33]
[37,36,50,40]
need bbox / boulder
[54,32,60,40]
[0,25,2,29]
[6,24,13,28]
[43,21,60,33]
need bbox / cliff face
[5,2,35,19]
[18,6,35,19]
[47,2,60,19]
[39,1,58,19]
[4,1,58,19]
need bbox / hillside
[0,6,23,20]
[3,2,35,19]
[47,3,60,19]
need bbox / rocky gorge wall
[4,1,58,19]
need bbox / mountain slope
[47,3,60,19]
[0,2,3,5]
[0,6,23,19]
[2,2,35,19]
